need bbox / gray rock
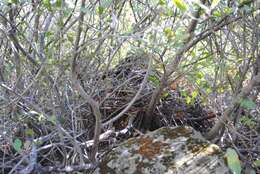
[94,126,229,174]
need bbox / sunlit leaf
[196,72,204,79]
[191,51,196,57]
[29,110,39,115]
[191,90,198,99]
[211,0,220,9]
[224,7,233,14]
[186,96,191,104]
[67,32,74,43]
[225,148,242,174]
[8,0,18,3]
[159,0,166,6]
[13,138,22,153]
[254,159,260,167]
[172,0,187,12]
[206,87,212,94]
[38,114,45,122]
[163,27,175,40]
[196,79,201,85]
[217,86,225,93]
[213,10,222,17]
[162,91,170,98]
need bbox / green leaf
[240,99,256,109]
[8,0,18,3]
[43,0,52,11]
[224,7,233,14]
[206,87,212,94]
[225,148,242,174]
[213,10,222,17]
[67,32,74,43]
[13,138,22,153]
[163,27,175,40]
[162,91,170,98]
[191,90,198,99]
[181,90,188,97]
[97,6,104,15]
[240,116,256,127]
[196,79,201,85]
[148,75,160,86]
[25,129,35,137]
[211,0,220,9]
[159,0,166,5]
[172,0,187,12]
[56,0,62,8]
[254,159,260,167]
[185,96,191,104]
[196,72,204,79]
[191,51,196,57]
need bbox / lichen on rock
[94,126,229,174]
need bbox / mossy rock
[94,126,229,174]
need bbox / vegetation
[0,0,259,173]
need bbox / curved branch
[205,73,260,140]
[102,53,153,127]
[71,0,101,162]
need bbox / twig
[102,53,153,127]
[205,73,260,140]
[71,0,101,162]
[38,163,97,173]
